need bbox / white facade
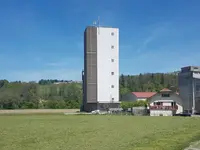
[148,91,183,116]
[150,110,173,116]
[149,101,183,116]
[137,98,147,101]
[193,72,200,79]
[96,27,119,103]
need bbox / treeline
[38,79,74,85]
[0,80,82,109]
[119,72,178,99]
[0,72,179,109]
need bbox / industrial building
[178,66,200,114]
[81,25,120,112]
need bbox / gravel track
[0,109,79,114]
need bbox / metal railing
[150,105,178,110]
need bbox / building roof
[132,92,156,98]
[86,26,118,29]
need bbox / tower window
[111,72,114,75]
[111,59,114,62]
[111,85,114,88]
[111,45,114,49]
[112,98,114,100]
[111,32,114,36]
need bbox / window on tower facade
[111,45,114,49]
[111,32,114,36]
[111,85,114,88]
[111,72,114,75]
[111,59,114,62]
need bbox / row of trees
[119,72,178,99]
[0,72,179,109]
[120,101,148,110]
[38,79,73,85]
[0,80,82,109]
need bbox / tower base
[82,102,121,112]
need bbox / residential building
[148,88,183,116]
[178,66,200,114]
[121,92,156,101]
[81,26,120,112]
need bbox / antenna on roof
[97,16,100,34]
[92,16,100,27]
[97,16,100,27]
[93,21,97,26]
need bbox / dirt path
[184,141,200,150]
[0,109,79,114]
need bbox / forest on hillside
[0,72,178,109]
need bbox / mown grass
[0,115,200,150]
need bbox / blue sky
[0,0,200,81]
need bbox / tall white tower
[82,25,120,112]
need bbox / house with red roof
[147,88,183,116]
[121,92,156,102]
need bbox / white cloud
[8,56,84,82]
[6,68,82,82]
[45,57,83,67]
[120,44,133,51]
[45,62,68,67]
[136,22,171,53]
[120,42,200,75]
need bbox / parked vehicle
[173,112,191,117]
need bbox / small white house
[148,88,183,116]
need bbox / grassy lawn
[0,115,200,150]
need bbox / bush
[120,100,147,110]
[43,100,67,109]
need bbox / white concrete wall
[137,98,147,101]
[193,72,200,79]
[163,102,171,106]
[176,103,183,114]
[96,27,119,103]
[150,102,154,106]
[149,101,183,114]
[150,110,173,116]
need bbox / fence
[131,107,148,116]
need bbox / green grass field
[0,115,200,150]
